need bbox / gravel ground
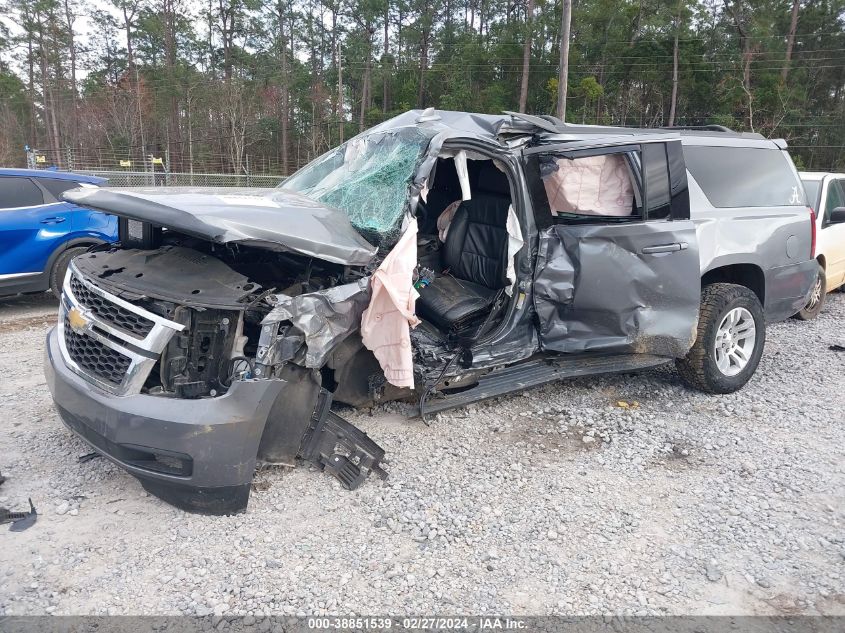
[1,290,843,617]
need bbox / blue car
[0,168,118,298]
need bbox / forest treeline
[0,0,843,175]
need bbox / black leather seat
[417,194,511,331]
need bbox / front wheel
[49,247,89,298]
[676,283,766,394]
[792,263,826,320]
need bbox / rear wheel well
[816,254,826,270]
[701,264,765,307]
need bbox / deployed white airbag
[543,154,634,217]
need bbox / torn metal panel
[298,389,388,489]
[64,187,377,267]
[1,499,37,532]
[370,111,532,223]
[257,365,322,466]
[365,109,519,141]
[463,318,539,369]
[534,222,701,357]
[260,278,370,369]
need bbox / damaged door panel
[534,222,701,356]
[527,138,701,357]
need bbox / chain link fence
[25,146,285,176]
[73,170,284,188]
[24,147,285,188]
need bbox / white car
[797,171,845,319]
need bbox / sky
[1,7,100,81]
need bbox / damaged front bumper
[45,327,387,514]
[45,326,283,513]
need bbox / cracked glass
[280,127,435,247]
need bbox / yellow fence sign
[150,157,163,165]
[120,160,132,168]
[35,155,46,164]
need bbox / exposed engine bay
[61,231,392,498]
[73,232,376,397]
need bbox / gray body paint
[259,279,371,369]
[45,327,284,514]
[46,109,816,514]
[534,222,700,357]
[64,186,377,266]
[682,137,817,321]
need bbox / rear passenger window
[39,178,85,199]
[684,146,804,208]
[533,150,643,223]
[0,177,45,209]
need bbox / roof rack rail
[661,124,736,133]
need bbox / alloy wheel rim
[807,276,822,309]
[713,307,756,377]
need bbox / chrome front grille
[63,316,131,385]
[69,275,154,338]
[58,262,184,395]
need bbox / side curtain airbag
[543,154,634,217]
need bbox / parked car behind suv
[44,110,816,514]
[0,169,117,298]
[794,171,845,319]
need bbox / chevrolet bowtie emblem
[67,307,88,331]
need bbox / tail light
[809,207,817,258]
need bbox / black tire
[792,264,826,321]
[676,283,766,394]
[49,247,89,298]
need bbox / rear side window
[685,146,804,208]
[0,177,45,209]
[530,150,643,223]
[38,177,87,199]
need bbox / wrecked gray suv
[45,110,816,514]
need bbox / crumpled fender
[260,278,371,369]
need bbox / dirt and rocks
[0,291,843,616]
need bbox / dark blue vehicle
[0,168,117,298]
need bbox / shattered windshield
[280,126,435,247]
